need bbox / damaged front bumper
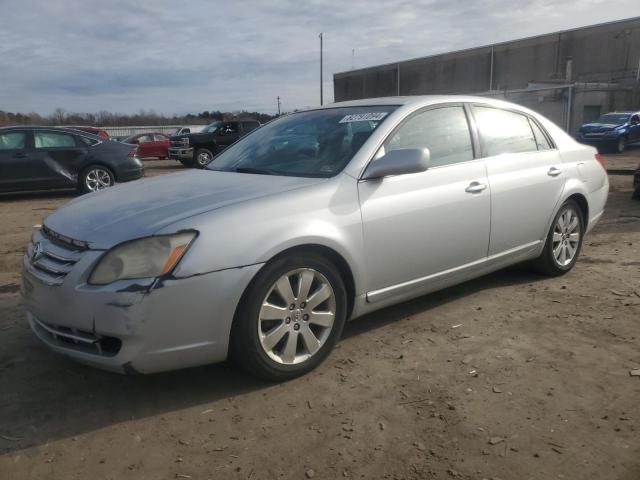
[22,229,262,374]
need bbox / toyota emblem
[31,242,44,263]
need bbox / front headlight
[89,231,197,285]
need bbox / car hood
[580,122,624,132]
[44,170,325,249]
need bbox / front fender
[159,174,367,295]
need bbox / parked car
[576,111,640,153]
[122,133,170,159]
[0,127,143,194]
[68,126,110,140]
[168,119,260,168]
[22,96,608,381]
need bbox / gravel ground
[0,152,638,480]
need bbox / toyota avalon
[22,96,609,380]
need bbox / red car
[122,133,170,159]
[70,126,110,139]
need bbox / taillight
[128,147,138,158]
[595,153,606,170]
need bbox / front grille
[170,138,188,147]
[26,227,85,286]
[31,316,122,357]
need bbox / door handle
[465,181,487,194]
[13,152,28,158]
[547,166,562,177]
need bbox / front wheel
[194,148,214,168]
[79,165,115,193]
[532,200,584,276]
[230,253,347,381]
[615,136,627,154]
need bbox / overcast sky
[1,0,639,116]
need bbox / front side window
[208,106,397,177]
[473,107,538,156]
[34,131,76,149]
[383,106,473,168]
[154,134,168,141]
[241,122,259,133]
[0,132,27,150]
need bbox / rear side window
[529,119,553,150]
[241,122,259,133]
[473,107,538,156]
[154,134,168,141]
[0,132,27,150]
[384,106,474,168]
[79,136,100,146]
[34,131,76,148]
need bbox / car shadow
[0,265,545,455]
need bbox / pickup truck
[168,120,260,168]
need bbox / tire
[615,136,627,154]
[230,252,347,381]
[532,199,585,276]
[79,165,115,193]
[194,148,214,168]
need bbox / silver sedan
[22,96,609,380]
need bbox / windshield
[200,122,221,133]
[207,106,397,177]
[122,135,137,143]
[594,114,630,125]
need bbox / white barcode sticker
[339,112,388,123]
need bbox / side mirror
[362,148,431,180]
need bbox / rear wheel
[79,165,115,193]
[532,200,584,276]
[194,148,214,168]
[230,253,347,381]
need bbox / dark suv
[168,120,260,168]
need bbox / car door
[0,130,32,192]
[629,114,640,142]
[136,134,154,157]
[30,130,89,188]
[154,134,170,157]
[358,104,491,303]
[470,105,565,257]
[216,122,240,151]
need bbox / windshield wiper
[234,167,278,175]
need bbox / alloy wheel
[85,168,113,191]
[552,207,581,266]
[196,151,212,166]
[258,268,336,365]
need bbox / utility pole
[277,96,281,116]
[319,32,323,105]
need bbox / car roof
[0,126,103,140]
[316,94,538,111]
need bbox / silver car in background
[22,96,609,380]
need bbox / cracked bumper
[22,258,263,374]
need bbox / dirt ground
[0,152,639,480]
